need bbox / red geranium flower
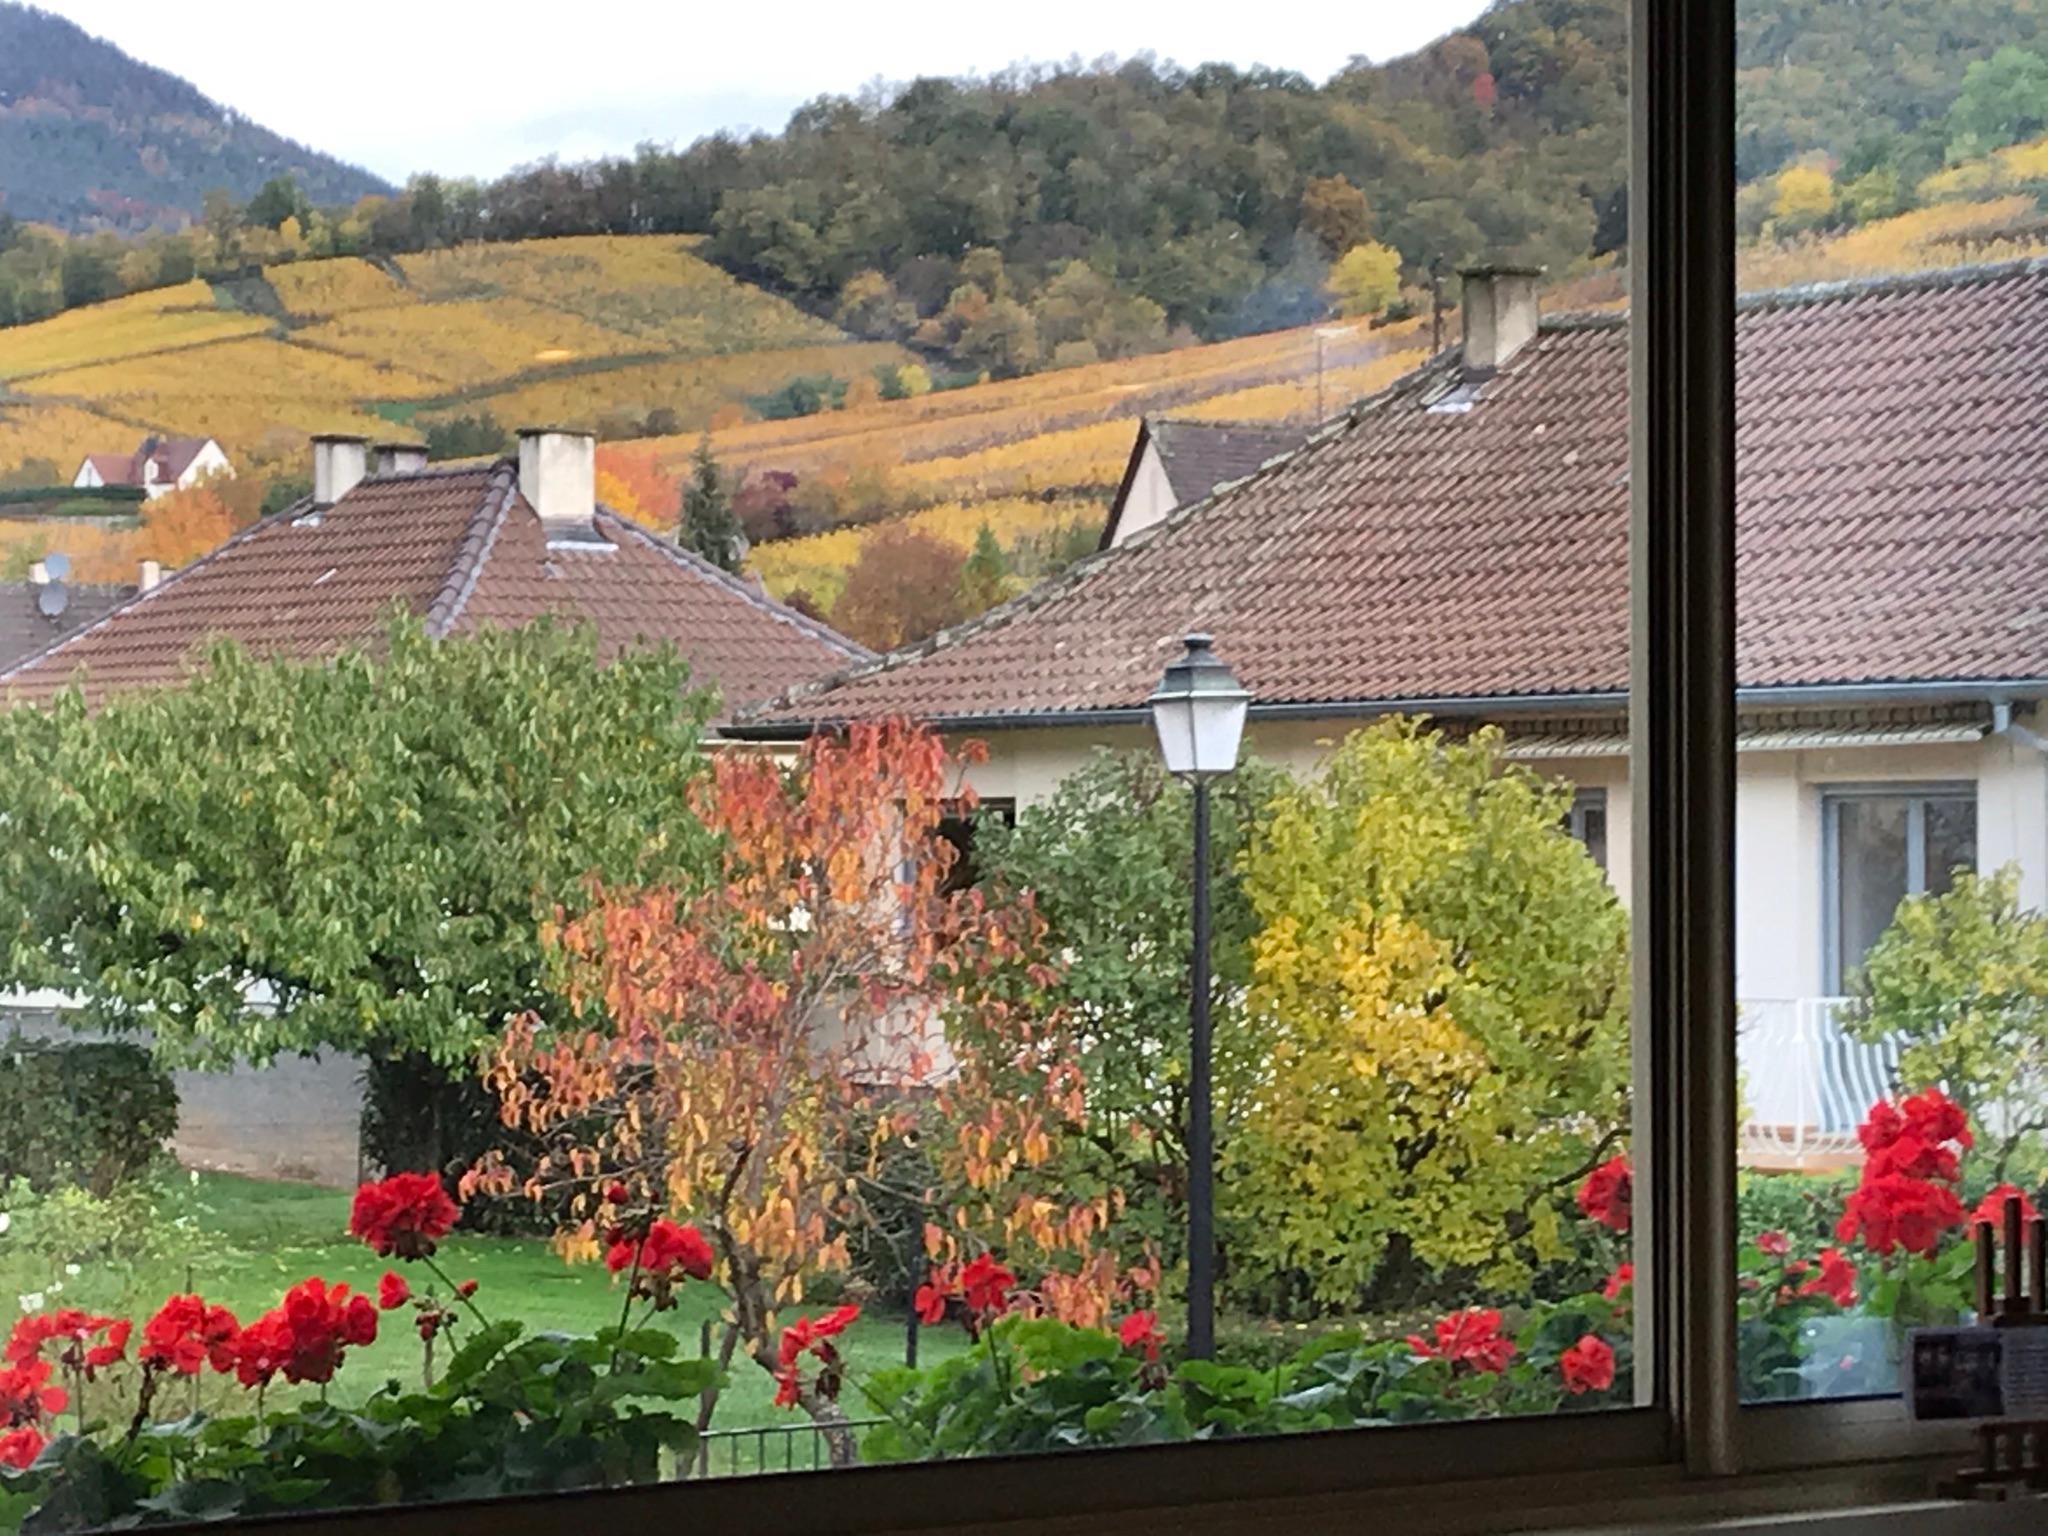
[1577,1156,1632,1233]
[1797,1247,1857,1308]
[0,1425,43,1471]
[1602,1263,1634,1302]
[773,1306,860,1411]
[9,1311,127,1379]
[913,1266,953,1325]
[1837,1173,1965,1257]
[1970,1184,2040,1229]
[349,1173,460,1260]
[139,1295,241,1377]
[1407,1308,1517,1374]
[1560,1334,1616,1395]
[0,1360,64,1428]
[1118,1310,1166,1363]
[378,1272,412,1312]
[234,1278,378,1387]
[960,1253,1016,1315]
[604,1218,715,1282]
[1756,1230,1790,1257]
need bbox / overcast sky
[41,0,1492,182]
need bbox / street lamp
[1147,633,1249,1360]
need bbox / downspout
[1989,702,2048,912]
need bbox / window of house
[1823,787,1977,993]
[935,798,1017,896]
[1567,789,1610,873]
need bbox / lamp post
[1147,633,1250,1360]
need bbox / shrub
[0,1035,177,1196]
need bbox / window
[1823,787,1977,991]
[935,797,1017,896]
[1567,789,1610,873]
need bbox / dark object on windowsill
[1937,1194,2048,1500]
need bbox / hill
[0,234,913,488]
[0,2,387,230]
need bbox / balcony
[1737,997,1901,1171]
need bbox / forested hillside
[0,2,388,229]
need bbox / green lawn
[0,1173,950,1431]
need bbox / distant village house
[72,435,232,499]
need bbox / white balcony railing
[1737,997,1902,1167]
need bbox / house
[5,429,868,1184]
[72,435,233,499]
[1100,417,1305,549]
[0,573,139,670]
[734,259,2048,1171]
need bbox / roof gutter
[730,677,2048,743]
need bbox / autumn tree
[0,615,718,1177]
[679,435,743,572]
[1849,865,2048,1178]
[1299,174,1372,258]
[1326,241,1403,318]
[1770,164,1837,231]
[832,524,972,651]
[478,722,1128,1455]
[959,522,1010,614]
[1229,720,1630,1306]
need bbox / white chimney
[373,442,429,477]
[517,428,602,544]
[312,434,370,506]
[138,560,162,593]
[1459,265,1543,374]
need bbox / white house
[736,259,2048,1170]
[73,435,233,499]
[1101,417,1304,549]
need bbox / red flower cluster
[9,1309,129,1379]
[1837,1091,1970,1257]
[138,1295,241,1377]
[1756,1231,1790,1257]
[0,1425,41,1471]
[349,1172,460,1260]
[1792,1247,1858,1308]
[1117,1310,1166,1363]
[0,1358,64,1428]
[915,1253,1018,1337]
[233,1278,378,1388]
[603,1217,715,1312]
[378,1272,412,1312]
[1560,1333,1615,1395]
[772,1305,860,1409]
[1406,1308,1517,1374]
[1601,1263,1634,1302]
[1577,1156,1632,1234]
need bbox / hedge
[0,1034,178,1195]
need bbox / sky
[42,0,1492,183]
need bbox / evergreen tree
[961,521,1011,613]
[680,436,743,573]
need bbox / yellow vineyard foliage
[266,258,408,320]
[0,283,269,383]
[1738,195,2048,290]
[0,402,154,478]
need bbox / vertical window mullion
[1632,0,1740,1480]
[1906,795,1928,894]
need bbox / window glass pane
[0,1,1643,1524]
[1735,0,2042,1409]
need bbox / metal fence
[1737,996,1902,1166]
[696,1418,888,1478]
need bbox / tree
[964,751,1289,1280]
[58,244,117,309]
[476,722,1122,1454]
[678,436,743,572]
[959,522,1011,613]
[1849,865,2048,1178]
[831,524,972,650]
[1770,164,1837,229]
[1325,241,1402,319]
[1299,174,1372,258]
[244,175,311,232]
[1229,719,1630,1305]
[0,616,718,1173]
[1948,47,2048,160]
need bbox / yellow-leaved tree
[1325,241,1403,318]
[1229,719,1630,1305]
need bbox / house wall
[947,715,2047,1008]
[1109,444,1179,547]
[71,460,103,490]
[177,440,232,489]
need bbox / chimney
[312,434,370,506]
[1459,265,1543,375]
[372,441,429,476]
[517,428,603,544]
[138,560,162,593]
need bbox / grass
[0,1172,951,1432]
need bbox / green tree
[244,174,311,231]
[962,750,1290,1277]
[0,615,718,1170]
[58,243,117,309]
[1230,719,1630,1305]
[1849,865,2048,1178]
[1947,47,2048,160]
[1325,241,1403,319]
[959,521,1011,613]
[679,435,743,573]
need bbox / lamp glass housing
[1148,634,1250,780]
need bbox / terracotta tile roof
[0,583,135,670]
[1,461,865,713]
[1101,417,1307,548]
[743,259,2048,735]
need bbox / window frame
[1567,787,1611,872]
[1820,782,1978,992]
[135,0,1971,1528]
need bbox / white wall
[1109,442,1179,547]
[71,459,102,490]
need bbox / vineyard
[0,235,909,478]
